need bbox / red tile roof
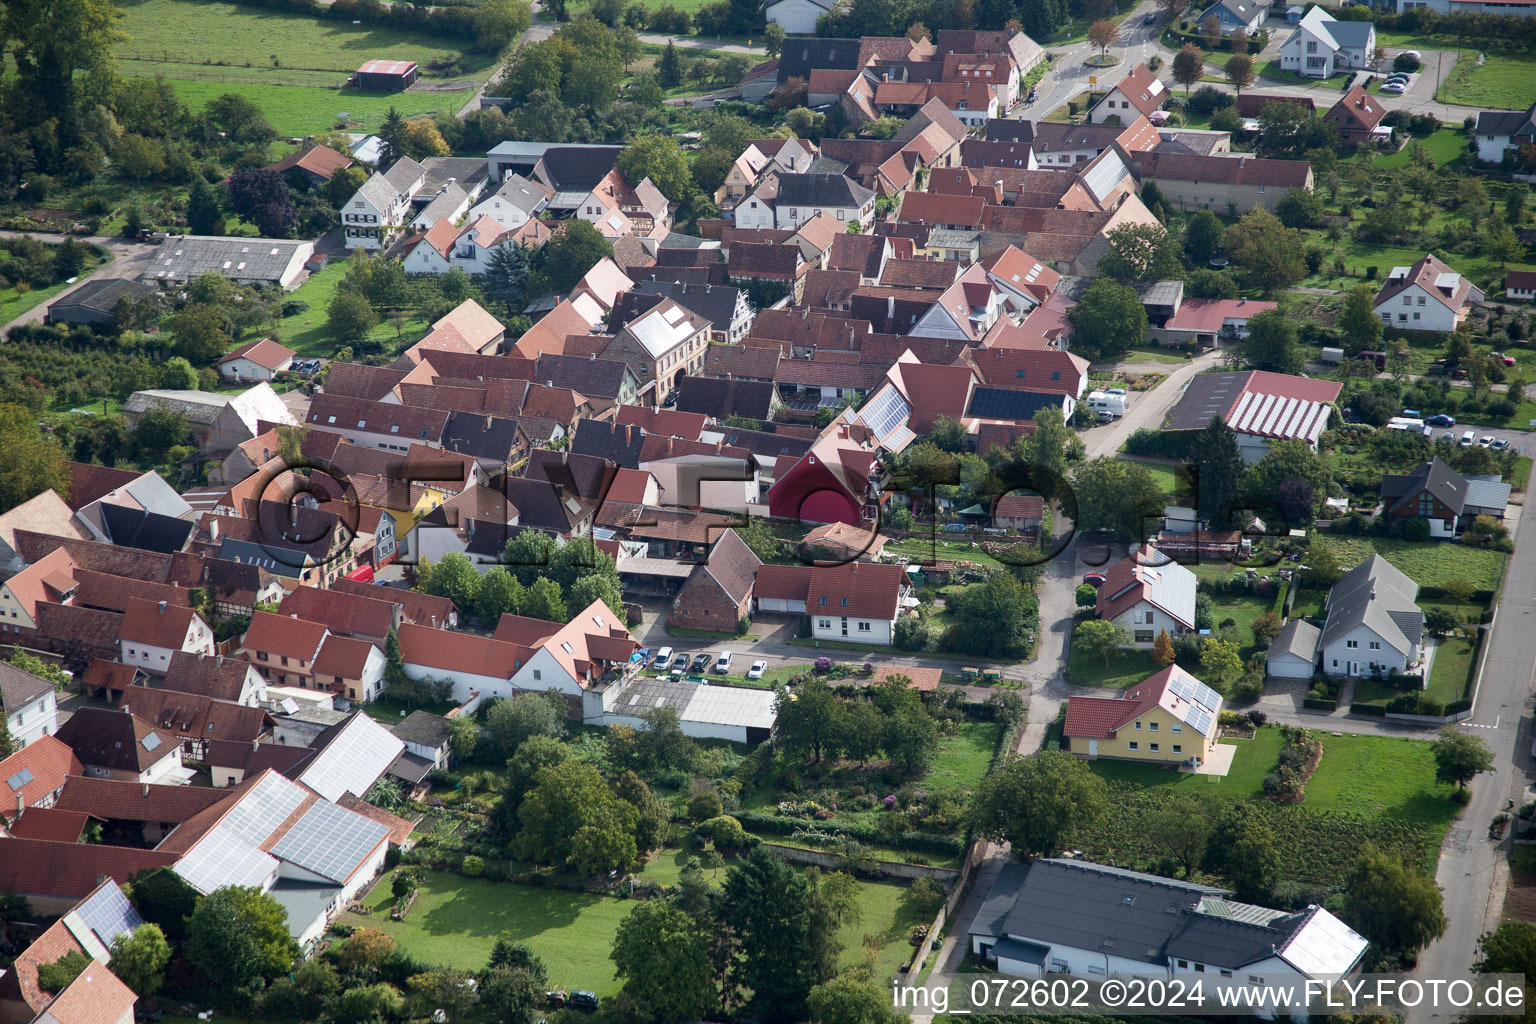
[9,806,93,842]
[0,737,83,816]
[278,585,396,639]
[1094,543,1195,628]
[896,191,986,229]
[992,494,1044,520]
[157,652,259,703]
[0,920,84,1015]
[242,609,329,661]
[613,407,708,440]
[313,634,378,680]
[869,663,942,691]
[116,687,271,746]
[0,838,175,900]
[266,144,354,181]
[37,960,138,1024]
[397,622,526,679]
[118,596,206,650]
[55,775,232,823]
[331,578,457,627]
[754,562,907,619]
[220,337,295,371]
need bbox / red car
[1083,572,1107,586]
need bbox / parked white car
[714,651,734,674]
[747,660,767,680]
[653,646,673,669]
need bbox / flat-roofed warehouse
[353,59,419,91]
[140,236,315,291]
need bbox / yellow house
[1063,665,1222,765]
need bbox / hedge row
[1350,702,1388,717]
[1302,697,1338,711]
[733,810,966,857]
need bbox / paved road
[1415,449,1536,1020]
[0,232,158,334]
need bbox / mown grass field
[274,262,433,357]
[1439,51,1536,110]
[156,79,467,136]
[1075,728,1461,884]
[1065,640,1156,689]
[343,868,927,990]
[115,0,488,79]
[1326,536,1508,591]
[921,718,1003,791]
[1371,127,1468,171]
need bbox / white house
[218,338,295,382]
[1094,544,1197,647]
[753,562,911,645]
[1373,253,1484,333]
[342,157,427,250]
[1507,270,1536,302]
[1280,7,1377,79]
[466,173,551,231]
[396,623,521,704]
[401,484,520,566]
[970,858,1367,1003]
[1473,103,1536,163]
[0,662,60,749]
[1088,64,1170,125]
[1399,0,1536,16]
[448,216,515,275]
[762,173,877,230]
[504,600,640,695]
[389,711,455,771]
[1319,555,1424,679]
[765,0,838,34]
[118,598,215,674]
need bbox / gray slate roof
[774,173,875,210]
[0,662,53,715]
[141,236,310,285]
[1269,618,1322,663]
[1321,555,1422,656]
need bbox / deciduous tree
[1087,19,1119,56]
[612,901,717,1020]
[968,751,1109,857]
[108,924,171,996]
[1066,278,1147,361]
[1432,726,1494,789]
[1172,43,1204,94]
[1343,844,1446,956]
[1097,222,1186,281]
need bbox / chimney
[121,704,131,715]
[158,600,167,613]
[142,783,149,797]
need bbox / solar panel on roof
[142,732,162,751]
[6,768,34,791]
[270,800,390,883]
[222,772,308,845]
[75,881,145,949]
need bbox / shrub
[1394,52,1421,71]
[814,656,833,674]
[1187,85,1235,115]
[460,855,484,877]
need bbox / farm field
[156,79,467,136]
[115,0,489,81]
[1439,51,1536,110]
[1073,728,1460,884]
[341,869,926,989]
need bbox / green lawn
[1439,51,1536,110]
[1120,344,1190,365]
[1065,640,1156,689]
[1256,59,1350,89]
[341,873,635,995]
[1088,727,1461,831]
[1325,537,1508,591]
[921,719,1002,791]
[1356,631,1477,707]
[0,267,103,325]
[342,868,928,991]
[153,79,468,137]
[1088,729,1280,799]
[115,0,491,82]
[1123,457,1180,496]
[274,262,433,358]
[1372,128,1468,172]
